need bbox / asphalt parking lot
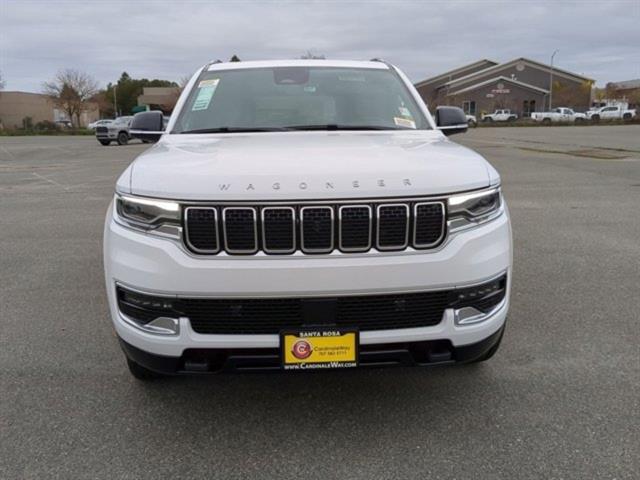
[1,126,639,479]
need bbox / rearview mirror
[130,111,164,143]
[435,106,468,136]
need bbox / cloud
[1,0,638,91]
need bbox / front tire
[117,132,129,145]
[98,139,110,146]
[126,358,163,381]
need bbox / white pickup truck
[482,109,517,122]
[531,107,587,124]
[586,105,636,122]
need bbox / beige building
[0,91,99,129]
[136,87,180,113]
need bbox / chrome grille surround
[183,197,447,256]
[300,206,334,254]
[338,205,372,253]
[184,206,220,254]
[222,207,258,254]
[413,202,446,248]
[261,206,296,254]
[376,203,410,251]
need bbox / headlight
[448,187,503,231]
[114,194,181,238]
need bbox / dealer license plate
[281,328,358,370]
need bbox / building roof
[448,76,549,96]
[414,59,498,87]
[443,57,594,88]
[610,79,640,89]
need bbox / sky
[1,0,639,92]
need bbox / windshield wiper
[283,124,398,131]
[179,127,288,134]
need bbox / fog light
[116,286,182,335]
[144,316,181,335]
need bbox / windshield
[172,66,429,133]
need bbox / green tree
[0,71,5,90]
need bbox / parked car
[466,114,477,127]
[586,105,637,122]
[95,116,133,146]
[88,119,114,130]
[105,59,511,380]
[55,120,73,129]
[530,107,587,124]
[482,109,517,122]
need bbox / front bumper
[119,324,506,374]
[104,202,512,360]
[96,130,119,140]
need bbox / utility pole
[113,85,118,117]
[549,49,559,110]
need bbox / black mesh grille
[415,203,444,247]
[223,208,257,252]
[378,205,408,248]
[340,206,371,251]
[96,126,108,134]
[263,208,295,252]
[185,298,303,334]
[301,207,333,251]
[185,208,218,252]
[182,291,448,334]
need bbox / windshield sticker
[398,106,412,118]
[192,78,220,111]
[394,117,416,129]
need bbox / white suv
[104,59,512,379]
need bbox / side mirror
[130,111,164,143]
[435,106,468,136]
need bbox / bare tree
[43,69,99,127]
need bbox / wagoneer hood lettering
[126,131,491,200]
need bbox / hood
[126,130,492,200]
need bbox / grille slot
[262,207,295,253]
[300,206,334,253]
[185,207,219,253]
[339,206,372,252]
[377,204,409,250]
[223,207,258,254]
[414,202,445,248]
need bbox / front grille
[116,274,506,335]
[183,199,446,255]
